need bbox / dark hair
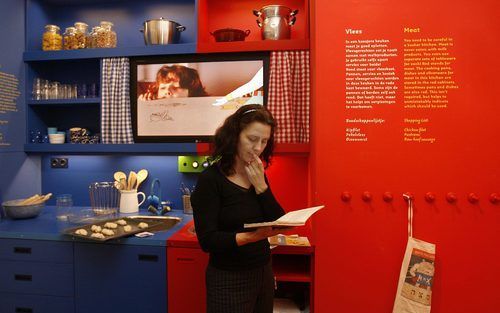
[152,65,208,97]
[212,104,276,176]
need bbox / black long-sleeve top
[190,165,285,271]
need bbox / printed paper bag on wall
[393,237,436,313]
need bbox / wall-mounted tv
[130,52,270,143]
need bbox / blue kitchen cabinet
[0,238,75,313]
[74,242,167,313]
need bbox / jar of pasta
[96,21,117,48]
[88,26,101,48]
[42,24,62,51]
[74,22,89,49]
[63,27,78,50]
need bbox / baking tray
[64,217,163,242]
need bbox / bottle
[74,22,89,49]
[42,24,62,51]
[97,21,117,48]
[63,27,78,50]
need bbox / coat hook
[425,192,436,203]
[468,193,479,204]
[490,193,500,204]
[446,192,457,203]
[403,192,414,201]
[362,191,372,202]
[383,191,393,202]
[341,191,351,202]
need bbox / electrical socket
[50,157,68,168]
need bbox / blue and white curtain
[101,57,134,144]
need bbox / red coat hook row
[339,191,500,204]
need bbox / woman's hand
[245,153,268,194]
[236,226,293,246]
[138,91,154,101]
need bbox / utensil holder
[182,195,193,214]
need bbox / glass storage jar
[42,24,62,51]
[74,22,89,49]
[63,27,78,50]
[96,21,117,48]
[88,26,101,48]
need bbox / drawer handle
[14,274,32,282]
[138,254,158,262]
[14,247,32,254]
[16,308,33,313]
[177,257,195,263]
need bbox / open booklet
[244,205,325,228]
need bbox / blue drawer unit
[0,293,75,313]
[0,260,74,296]
[74,242,166,313]
[0,239,73,263]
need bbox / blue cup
[47,127,57,134]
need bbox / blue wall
[0,0,42,206]
[41,155,198,211]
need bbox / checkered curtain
[268,50,310,143]
[101,57,134,144]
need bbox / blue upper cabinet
[24,0,198,60]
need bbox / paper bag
[392,237,435,313]
[393,194,436,313]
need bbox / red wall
[311,0,499,312]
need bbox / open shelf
[23,44,197,61]
[24,143,199,154]
[27,98,101,106]
[197,39,309,53]
[272,252,312,283]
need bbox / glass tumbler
[56,194,73,221]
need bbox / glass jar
[49,81,60,99]
[63,27,78,50]
[74,22,88,49]
[42,24,62,51]
[97,21,117,48]
[87,26,97,48]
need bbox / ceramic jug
[119,189,145,213]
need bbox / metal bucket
[253,5,298,40]
[141,18,186,45]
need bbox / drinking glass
[56,194,73,221]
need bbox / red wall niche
[311,0,499,312]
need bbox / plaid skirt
[206,261,274,313]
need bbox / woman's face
[236,121,271,165]
[157,73,189,98]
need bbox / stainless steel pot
[141,18,186,45]
[253,5,298,40]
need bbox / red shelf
[272,253,312,282]
[197,39,309,53]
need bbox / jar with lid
[96,21,117,48]
[63,27,78,50]
[88,26,101,48]
[74,22,89,49]
[42,24,62,51]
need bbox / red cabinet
[167,221,315,313]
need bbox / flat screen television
[130,52,270,143]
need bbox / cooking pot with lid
[210,28,250,42]
[141,18,186,45]
[253,5,298,40]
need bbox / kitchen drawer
[0,293,74,313]
[0,239,73,263]
[0,261,74,296]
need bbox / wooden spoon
[128,171,137,191]
[136,169,148,189]
[113,171,127,183]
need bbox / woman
[139,65,208,100]
[191,104,287,313]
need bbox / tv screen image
[130,53,269,142]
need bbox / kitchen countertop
[0,206,193,246]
